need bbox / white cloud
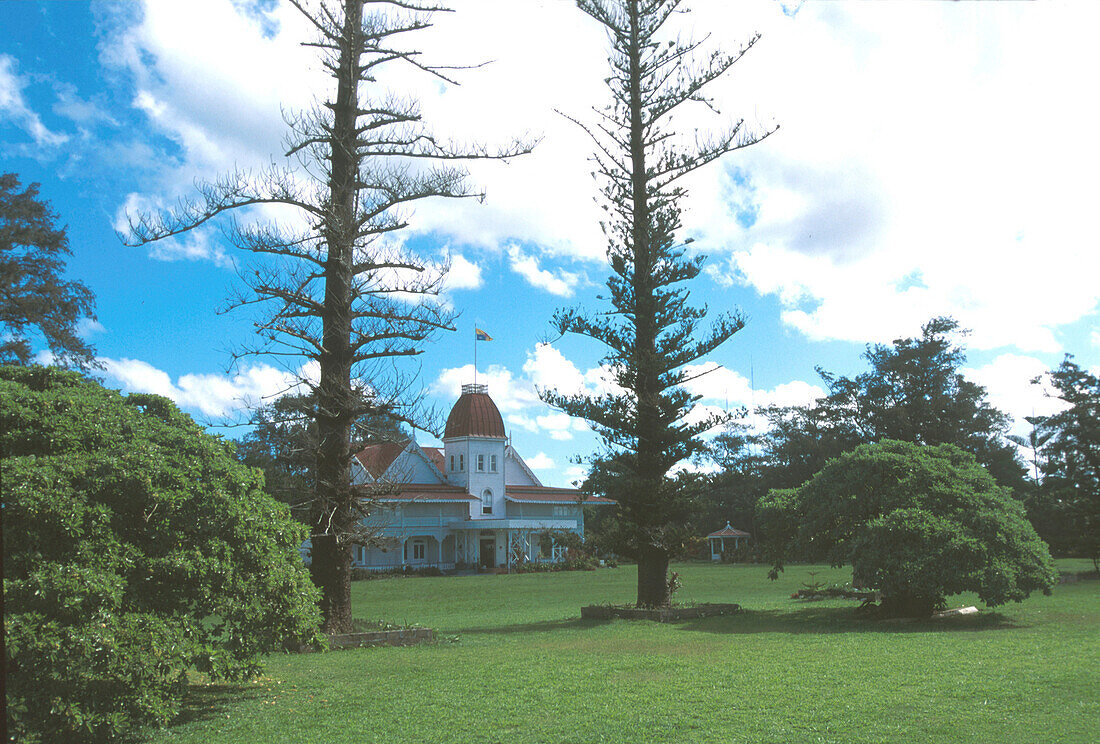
[431,363,540,414]
[0,54,68,148]
[522,343,587,395]
[506,245,580,297]
[444,254,483,291]
[101,357,304,418]
[963,354,1067,437]
[563,465,588,486]
[681,361,825,410]
[524,452,555,471]
[97,0,1100,359]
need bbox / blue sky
[2,0,1098,487]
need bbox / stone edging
[580,603,740,623]
[290,627,435,652]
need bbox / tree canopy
[757,440,1056,617]
[2,365,320,743]
[0,172,98,371]
[699,317,1026,538]
[1028,356,1100,566]
[235,390,407,519]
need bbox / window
[459,454,464,471]
[490,454,498,472]
[412,541,425,560]
[482,488,493,515]
[450,455,455,471]
[477,454,485,472]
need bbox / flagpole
[474,327,478,386]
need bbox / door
[479,538,496,569]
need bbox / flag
[474,328,492,342]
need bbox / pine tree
[543,0,774,607]
[1,173,98,371]
[126,0,530,631]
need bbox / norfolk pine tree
[127,0,530,631]
[543,0,775,607]
[1,173,99,371]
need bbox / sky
[2,0,1098,488]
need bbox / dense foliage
[0,172,98,370]
[757,440,1056,617]
[696,317,1026,538]
[542,0,773,607]
[1026,356,1099,566]
[1,366,321,743]
[234,391,407,519]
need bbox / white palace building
[345,383,612,571]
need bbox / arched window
[482,488,493,515]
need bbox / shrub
[1,366,321,742]
[757,440,1057,617]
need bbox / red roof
[505,486,616,505]
[444,386,505,439]
[361,482,477,502]
[354,441,409,479]
[707,523,751,539]
[421,446,445,475]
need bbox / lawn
[150,561,1099,744]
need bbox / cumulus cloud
[0,54,68,148]
[963,354,1068,437]
[524,452,555,471]
[506,245,580,297]
[444,253,483,291]
[101,357,305,418]
[681,361,825,410]
[98,0,1100,353]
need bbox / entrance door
[479,538,496,569]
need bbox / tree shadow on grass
[454,617,607,635]
[168,682,267,728]
[456,606,1022,637]
[672,605,1022,635]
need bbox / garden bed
[581,602,740,623]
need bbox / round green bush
[1,366,321,743]
[757,439,1057,617]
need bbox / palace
[345,383,612,571]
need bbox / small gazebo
[706,522,751,561]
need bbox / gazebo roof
[707,522,751,539]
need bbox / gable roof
[505,486,615,505]
[421,446,446,475]
[355,441,447,483]
[505,444,542,487]
[354,441,408,479]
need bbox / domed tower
[443,383,507,518]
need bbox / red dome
[444,384,505,439]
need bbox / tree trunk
[312,0,362,634]
[310,533,352,631]
[636,546,670,608]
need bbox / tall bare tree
[543,0,774,607]
[127,0,531,631]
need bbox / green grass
[149,561,1099,744]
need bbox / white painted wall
[444,435,506,518]
[383,445,445,485]
[504,447,541,487]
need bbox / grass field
[150,561,1099,744]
